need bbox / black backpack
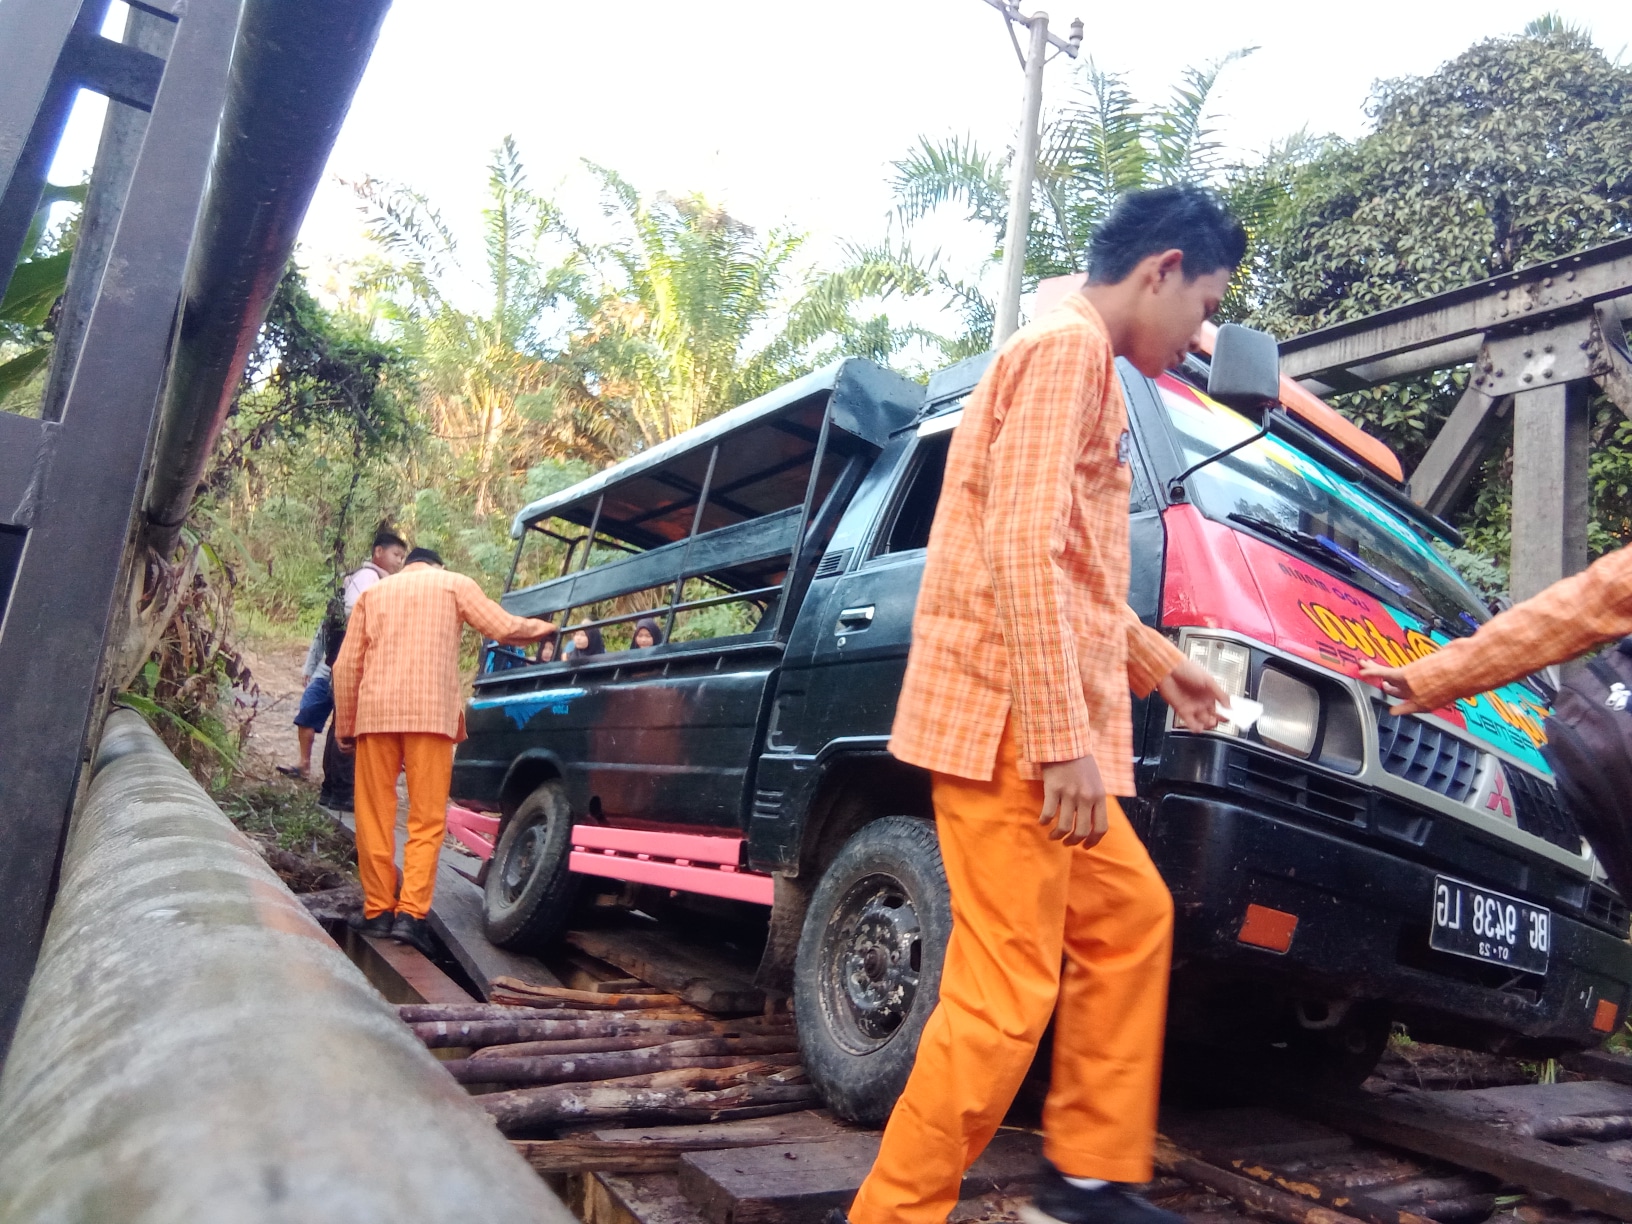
[1542,639,1632,899]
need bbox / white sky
[51,1,1632,314]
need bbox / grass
[217,778,355,869]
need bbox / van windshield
[1158,376,1488,632]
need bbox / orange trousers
[850,719,1174,1224]
[354,731,455,920]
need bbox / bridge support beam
[1511,381,1591,601]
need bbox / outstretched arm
[454,575,555,645]
[1362,546,1632,714]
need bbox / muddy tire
[483,780,580,952]
[794,815,950,1126]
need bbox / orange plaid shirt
[1403,546,1632,712]
[333,563,552,742]
[890,295,1186,792]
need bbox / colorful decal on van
[1237,530,1552,774]
[469,687,587,729]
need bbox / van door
[575,636,783,832]
[796,424,952,750]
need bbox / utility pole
[982,0,1082,345]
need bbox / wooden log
[399,1002,544,1024]
[1155,1137,1371,1224]
[1221,1157,1440,1224]
[566,927,764,1015]
[449,1051,799,1086]
[483,1072,818,1133]
[489,976,688,1011]
[470,1019,792,1061]
[454,1036,800,1083]
[1514,1112,1632,1141]
[413,1015,736,1049]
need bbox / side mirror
[1207,323,1281,421]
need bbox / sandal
[276,765,306,779]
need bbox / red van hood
[1160,503,1551,773]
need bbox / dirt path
[238,635,311,783]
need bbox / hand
[1157,658,1229,730]
[338,736,356,755]
[1358,660,1424,715]
[1040,754,1108,848]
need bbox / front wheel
[483,780,580,952]
[794,815,951,1126]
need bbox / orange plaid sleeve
[1403,546,1632,711]
[980,324,1106,766]
[452,574,553,645]
[1125,606,1185,698]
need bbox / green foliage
[1253,23,1632,559]
[0,184,85,412]
[886,51,1299,351]
[118,536,255,787]
[218,780,356,865]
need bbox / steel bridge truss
[1279,240,1632,601]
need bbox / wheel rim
[500,818,549,905]
[818,871,923,1054]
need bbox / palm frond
[889,135,1011,235]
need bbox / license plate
[1430,876,1549,974]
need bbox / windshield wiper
[1227,513,1357,575]
[1229,513,1475,637]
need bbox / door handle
[836,605,875,633]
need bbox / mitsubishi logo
[1485,766,1514,819]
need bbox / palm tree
[533,166,931,464]
[886,50,1298,350]
[356,137,584,512]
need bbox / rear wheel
[794,816,950,1126]
[483,780,580,952]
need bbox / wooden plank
[1563,1047,1632,1086]
[676,1129,1042,1224]
[512,1111,850,1175]
[431,858,563,998]
[567,926,763,1015]
[1302,1088,1632,1220]
[348,930,474,1004]
[584,1173,708,1224]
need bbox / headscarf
[567,625,605,658]
[633,617,665,648]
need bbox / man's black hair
[373,527,408,551]
[405,547,443,566]
[1086,185,1247,285]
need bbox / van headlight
[1185,637,1251,736]
[1257,667,1320,758]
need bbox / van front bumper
[1144,791,1632,1052]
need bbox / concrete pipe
[0,709,571,1222]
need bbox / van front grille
[1224,749,1368,826]
[1504,766,1586,855]
[1375,709,1481,802]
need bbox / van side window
[877,432,951,556]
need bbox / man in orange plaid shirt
[333,548,554,954]
[844,187,1247,1224]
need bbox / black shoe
[347,911,394,937]
[389,913,436,957]
[1020,1164,1183,1224]
[823,1212,849,1224]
